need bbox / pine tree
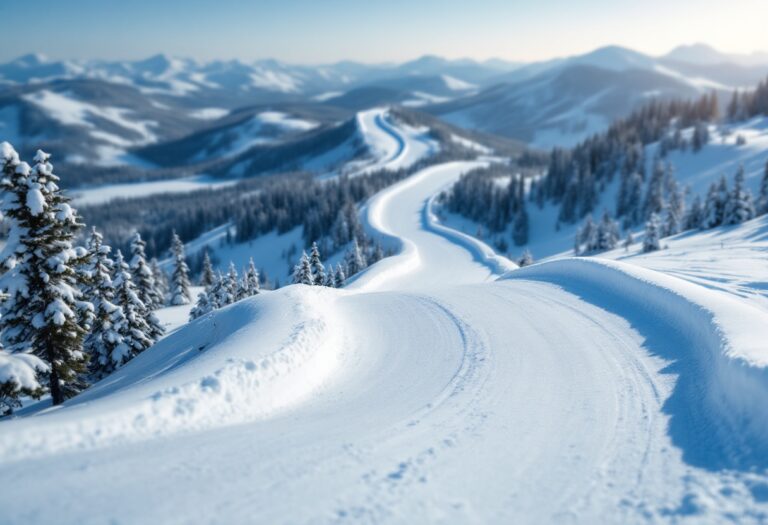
[334,264,346,288]
[578,215,598,253]
[241,258,260,297]
[623,231,634,251]
[701,182,721,229]
[663,179,685,236]
[200,250,215,288]
[189,291,213,321]
[309,242,326,286]
[596,210,620,251]
[724,166,756,225]
[345,238,367,276]
[512,207,529,246]
[129,232,162,310]
[685,195,703,230]
[149,257,168,304]
[129,232,164,341]
[643,213,662,253]
[292,251,314,285]
[82,229,131,381]
[0,149,91,405]
[643,159,666,220]
[323,270,336,288]
[225,262,239,303]
[170,231,191,305]
[112,251,153,359]
[208,271,225,309]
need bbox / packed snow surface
[2,109,768,524]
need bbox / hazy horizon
[2,0,766,64]
[6,42,768,68]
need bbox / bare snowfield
[1,110,768,524]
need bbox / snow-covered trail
[2,109,768,524]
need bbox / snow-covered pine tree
[323,270,335,288]
[578,215,598,253]
[0,143,47,412]
[596,210,620,251]
[724,166,756,225]
[225,262,239,303]
[334,264,346,288]
[345,238,367,276]
[643,213,662,253]
[129,232,165,341]
[129,232,162,311]
[82,229,131,381]
[518,249,534,267]
[241,258,260,297]
[170,231,191,305]
[292,251,314,285]
[189,290,213,321]
[309,242,326,286]
[0,148,91,405]
[208,271,225,309]
[623,231,634,251]
[685,195,703,230]
[150,257,168,304]
[200,250,215,288]
[112,250,153,359]
[701,182,721,229]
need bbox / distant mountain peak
[664,43,728,65]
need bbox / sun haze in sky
[1,0,766,63]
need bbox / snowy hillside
[2,104,768,524]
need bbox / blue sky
[1,0,765,63]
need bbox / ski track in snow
[1,109,768,524]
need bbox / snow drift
[0,285,342,461]
[505,257,768,468]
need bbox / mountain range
[0,43,767,184]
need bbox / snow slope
[2,111,768,524]
[342,108,439,176]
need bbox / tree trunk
[46,340,64,406]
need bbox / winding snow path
[1,111,767,524]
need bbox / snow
[441,74,477,91]
[449,133,492,154]
[23,90,158,145]
[342,108,439,176]
[249,68,302,93]
[188,107,229,120]
[70,175,238,205]
[2,107,768,523]
[312,91,343,101]
[192,111,318,162]
[154,286,204,334]
[22,90,159,165]
[0,351,47,391]
[25,187,45,215]
[175,223,305,286]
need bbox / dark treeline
[442,76,768,251]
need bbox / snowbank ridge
[504,257,768,466]
[0,286,342,461]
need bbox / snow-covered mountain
[425,45,768,147]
